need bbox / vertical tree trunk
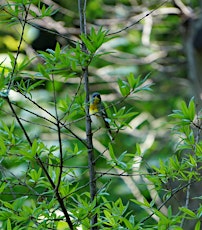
[167,2,202,230]
[185,15,202,106]
[173,0,202,105]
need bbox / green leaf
[118,79,130,96]
[80,34,95,53]
[57,220,69,230]
[8,52,17,70]
[28,168,42,182]
[195,221,201,230]
[80,27,110,53]
[180,207,196,218]
[189,155,197,167]
[122,218,134,230]
[13,196,28,211]
[0,182,7,194]
[195,144,202,156]
[55,42,61,59]
[180,98,195,121]
[27,80,44,92]
[142,197,150,207]
[133,73,153,93]
[127,73,136,89]
[38,64,50,79]
[7,219,11,230]
[18,57,34,71]
[118,151,127,162]
[130,199,147,207]
[188,97,195,121]
[0,137,6,155]
[29,9,37,18]
[1,201,13,210]
[153,208,168,222]
[103,210,115,225]
[31,139,38,156]
[167,206,172,219]
[136,143,141,156]
[108,143,116,160]
[40,4,57,17]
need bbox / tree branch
[51,74,63,194]
[6,95,74,229]
[78,0,97,228]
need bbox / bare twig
[107,0,169,36]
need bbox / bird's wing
[100,103,111,134]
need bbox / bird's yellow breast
[89,97,100,114]
[89,104,98,114]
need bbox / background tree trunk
[166,2,202,230]
[178,0,202,106]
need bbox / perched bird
[89,92,112,138]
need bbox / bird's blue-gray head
[91,92,101,103]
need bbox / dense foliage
[0,0,201,229]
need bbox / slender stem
[78,0,97,228]
[18,92,87,146]
[51,74,63,193]
[7,3,30,91]
[180,170,192,228]
[107,0,169,36]
[7,97,74,230]
[141,180,194,224]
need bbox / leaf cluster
[0,0,202,230]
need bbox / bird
[89,92,112,138]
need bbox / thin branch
[51,73,63,193]
[78,0,97,228]
[6,96,74,230]
[180,169,192,228]
[96,171,157,177]
[0,165,40,196]
[60,75,84,121]
[141,180,195,224]
[6,97,32,146]
[41,0,75,17]
[7,3,31,91]
[10,101,57,125]
[17,91,87,146]
[0,106,85,141]
[1,3,78,47]
[107,0,169,36]
[180,117,201,227]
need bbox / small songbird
[89,92,112,138]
